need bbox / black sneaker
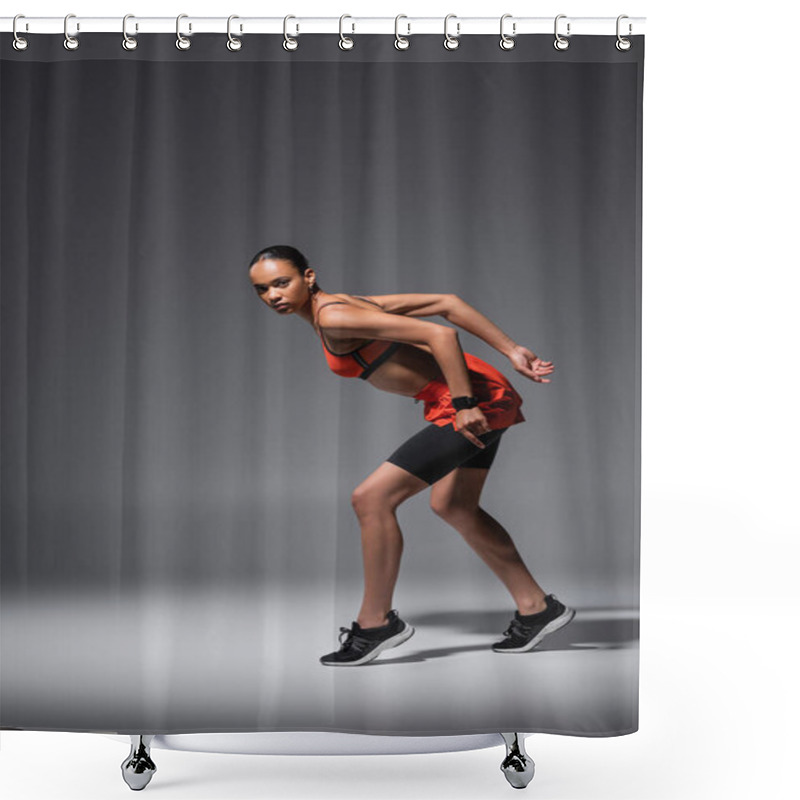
[320,609,415,666]
[492,594,575,653]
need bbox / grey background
[1,34,642,735]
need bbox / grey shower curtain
[1,32,643,736]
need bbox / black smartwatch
[452,395,479,411]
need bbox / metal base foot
[121,734,157,791]
[500,732,535,789]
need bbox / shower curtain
[1,30,643,737]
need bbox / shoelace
[502,618,532,640]
[337,625,372,651]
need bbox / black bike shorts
[386,424,508,485]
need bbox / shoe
[320,609,415,666]
[492,594,575,653]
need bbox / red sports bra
[315,296,401,380]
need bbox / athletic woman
[248,245,575,666]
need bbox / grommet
[394,15,410,50]
[122,14,138,51]
[443,13,460,51]
[227,15,242,51]
[553,14,570,51]
[616,15,632,51]
[499,14,516,50]
[283,15,299,51]
[339,14,354,50]
[176,13,191,50]
[63,13,79,51]
[12,14,28,51]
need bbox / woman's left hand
[508,345,554,383]
[454,407,492,448]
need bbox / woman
[249,245,575,667]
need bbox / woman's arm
[440,296,554,383]
[358,293,554,384]
[364,293,518,356]
[440,295,519,357]
[319,303,492,445]
[356,293,453,318]
[318,304,474,399]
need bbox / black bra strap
[359,341,402,380]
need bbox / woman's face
[250,258,311,314]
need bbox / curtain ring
[63,13,79,51]
[499,14,516,50]
[553,14,570,51]
[122,14,138,51]
[227,15,242,51]
[12,14,28,51]
[443,13,460,51]
[176,14,191,50]
[339,14,355,50]
[283,15,299,51]
[616,15,632,51]
[394,15,410,51]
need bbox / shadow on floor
[365,609,639,664]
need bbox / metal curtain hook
[176,13,191,50]
[553,14,570,51]
[444,13,460,51]
[12,14,28,51]
[499,14,516,50]
[283,15,299,51]
[339,14,354,50]
[63,13,79,50]
[122,14,138,50]
[227,15,242,51]
[616,14,632,51]
[394,14,410,50]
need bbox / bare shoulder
[316,296,382,328]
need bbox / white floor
[0,587,637,736]
[1,599,796,799]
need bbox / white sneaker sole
[493,607,576,654]
[321,622,416,667]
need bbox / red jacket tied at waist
[413,352,526,432]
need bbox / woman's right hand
[454,407,492,448]
[508,345,554,383]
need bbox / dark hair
[248,245,309,274]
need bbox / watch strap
[452,395,479,411]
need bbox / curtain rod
[1,16,646,37]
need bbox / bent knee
[351,484,398,517]
[430,497,480,521]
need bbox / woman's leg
[351,423,510,629]
[429,466,548,615]
[350,462,429,628]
